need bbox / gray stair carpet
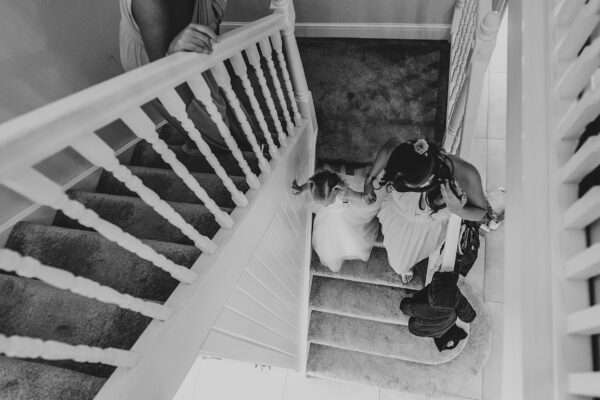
[0,125,253,399]
[308,311,466,365]
[312,247,427,290]
[310,276,412,325]
[298,38,449,164]
[53,191,227,245]
[306,280,492,398]
[0,357,105,400]
[6,222,200,301]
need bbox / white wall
[0,1,123,123]
[0,1,132,237]
[225,0,456,24]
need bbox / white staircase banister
[0,13,286,177]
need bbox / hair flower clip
[414,138,429,155]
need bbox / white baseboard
[221,21,450,40]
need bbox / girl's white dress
[312,175,380,272]
[377,190,450,275]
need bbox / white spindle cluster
[447,0,479,129]
[445,0,501,154]
[0,6,310,382]
[211,62,272,174]
[549,0,600,395]
[71,134,218,253]
[121,108,235,229]
[1,168,196,283]
[246,45,289,147]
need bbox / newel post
[270,0,317,130]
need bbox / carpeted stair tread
[0,274,149,377]
[96,166,248,208]
[308,311,464,364]
[129,142,260,176]
[310,276,413,325]
[53,191,227,245]
[307,343,480,399]
[6,222,200,302]
[306,282,491,399]
[0,356,105,400]
[312,247,427,290]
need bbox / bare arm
[442,158,488,221]
[132,0,216,60]
[132,0,171,61]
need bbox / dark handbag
[454,221,481,276]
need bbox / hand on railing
[167,24,218,55]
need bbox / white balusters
[211,62,271,174]
[560,135,600,183]
[0,249,171,320]
[0,168,197,283]
[259,37,296,136]
[556,37,600,99]
[0,334,137,367]
[121,108,234,229]
[566,243,600,279]
[568,372,600,396]
[567,304,600,335]
[555,0,600,61]
[563,186,600,229]
[230,53,280,159]
[447,0,478,125]
[553,0,586,27]
[159,89,249,206]
[271,0,314,123]
[187,76,261,190]
[270,33,302,125]
[72,134,217,253]
[245,44,288,147]
[557,77,600,139]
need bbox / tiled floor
[173,14,508,400]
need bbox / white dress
[377,190,450,275]
[311,175,380,272]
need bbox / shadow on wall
[0,0,123,123]
[225,0,455,24]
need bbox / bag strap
[441,214,462,272]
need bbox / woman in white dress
[363,139,489,283]
[292,170,380,272]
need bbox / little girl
[292,170,380,272]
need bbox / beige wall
[225,0,456,24]
[0,1,123,123]
[0,1,130,234]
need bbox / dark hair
[381,140,455,212]
[308,170,344,202]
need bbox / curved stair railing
[0,1,317,399]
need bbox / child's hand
[291,179,304,195]
[363,182,377,204]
